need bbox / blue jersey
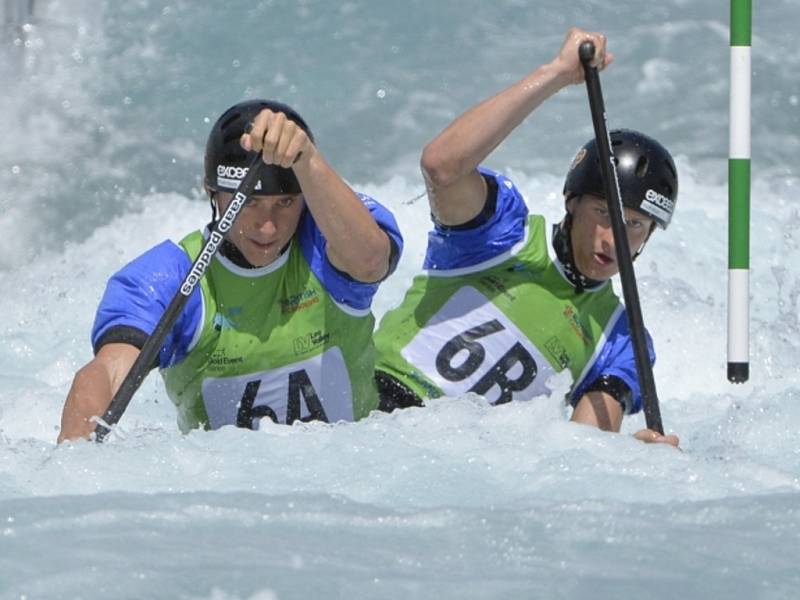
[91,193,403,370]
[378,167,653,414]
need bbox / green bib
[161,231,379,432]
[373,215,623,404]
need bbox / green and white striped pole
[728,0,751,383]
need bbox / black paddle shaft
[578,41,664,434]
[94,152,265,442]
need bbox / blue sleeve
[299,192,403,311]
[91,240,203,369]
[571,312,656,415]
[423,167,529,270]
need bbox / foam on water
[1,170,799,598]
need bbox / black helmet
[563,129,678,229]
[204,99,314,195]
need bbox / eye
[625,217,650,232]
[276,196,297,208]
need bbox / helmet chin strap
[551,211,605,294]
[207,188,249,267]
[208,190,219,224]
[631,223,656,260]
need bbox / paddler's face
[215,191,305,267]
[567,194,653,281]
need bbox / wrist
[528,61,573,95]
[291,144,318,176]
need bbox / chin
[592,267,615,281]
[243,252,274,268]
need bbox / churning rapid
[0,1,798,598]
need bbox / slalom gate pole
[728,0,751,383]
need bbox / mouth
[594,251,614,267]
[248,239,277,253]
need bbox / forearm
[570,390,624,432]
[294,151,390,282]
[421,28,610,226]
[421,62,569,189]
[58,361,116,442]
[58,343,140,442]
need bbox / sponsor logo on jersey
[280,288,320,314]
[563,306,591,345]
[208,348,245,369]
[292,329,331,355]
[479,274,516,302]
[544,336,571,369]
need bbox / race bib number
[401,286,556,404]
[201,347,354,429]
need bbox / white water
[1,1,799,598]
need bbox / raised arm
[421,27,612,226]
[242,110,392,283]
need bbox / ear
[565,193,577,215]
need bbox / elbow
[348,233,393,283]
[420,143,460,190]
[354,240,391,283]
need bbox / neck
[219,239,255,269]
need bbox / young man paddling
[373,28,679,446]
[59,99,402,440]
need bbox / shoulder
[356,192,403,251]
[423,167,530,271]
[572,309,656,414]
[297,195,396,312]
[114,239,193,282]
[92,238,201,362]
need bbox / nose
[251,204,278,238]
[598,222,615,253]
[256,216,277,237]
